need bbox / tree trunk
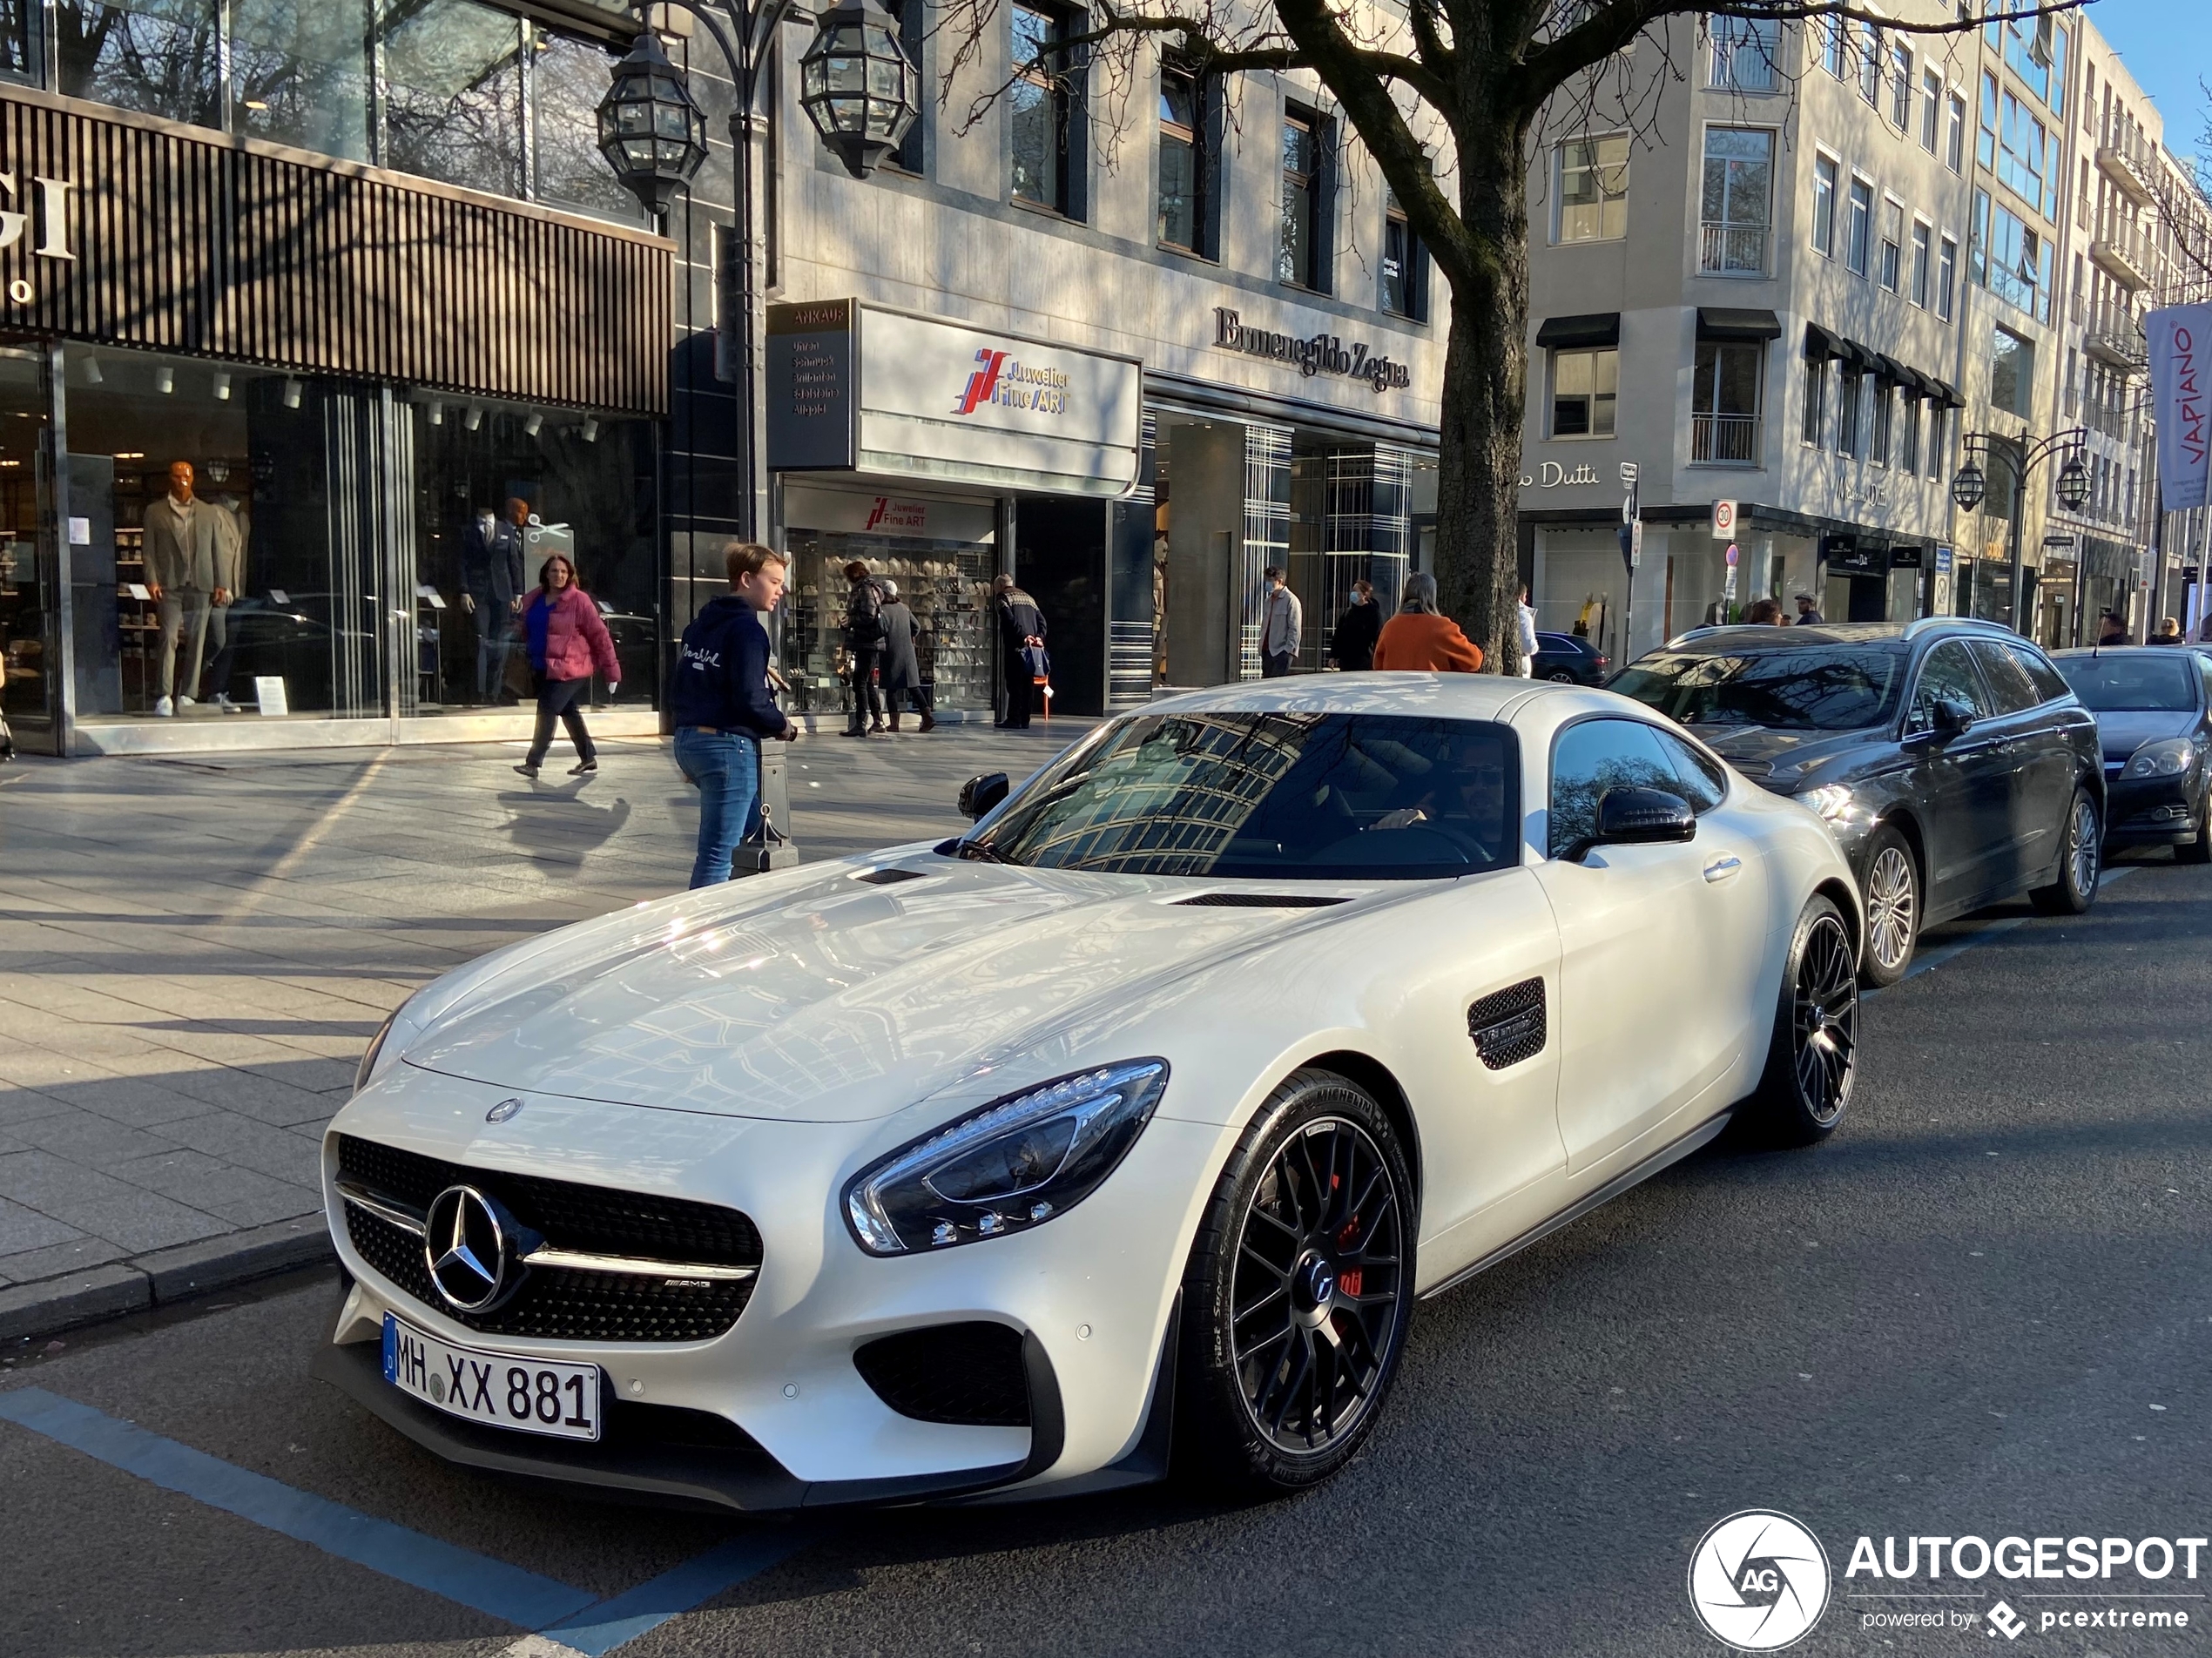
[1433,122,1531,675]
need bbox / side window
[1651,728,1729,812]
[1969,639,2043,714]
[1906,641,1993,731]
[2006,642,2073,705]
[1548,718,1683,858]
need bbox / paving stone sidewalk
[0,721,1081,1338]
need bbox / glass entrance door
[0,347,55,752]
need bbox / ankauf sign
[2147,304,2212,512]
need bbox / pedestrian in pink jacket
[515,553,620,777]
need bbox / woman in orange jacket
[1372,573,1485,671]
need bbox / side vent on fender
[1468,978,1547,1070]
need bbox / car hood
[396,857,1393,1123]
[2094,709,2198,760]
[1683,724,1886,791]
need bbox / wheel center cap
[1292,1251,1337,1326]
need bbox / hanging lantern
[799,0,920,180]
[597,30,711,215]
[1951,461,1986,513]
[2055,455,2090,512]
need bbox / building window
[1910,219,1932,305]
[1823,16,1848,78]
[1555,132,1629,242]
[1858,23,1881,104]
[1870,382,1893,467]
[57,0,223,128]
[1698,126,1772,274]
[1844,177,1873,277]
[1888,42,1912,129]
[2063,345,2078,414]
[378,0,528,199]
[885,0,926,173]
[1837,367,1863,457]
[1977,70,1999,169]
[1981,198,2049,320]
[1920,69,1942,150]
[532,30,643,221]
[1710,16,1777,91]
[1997,91,2050,219]
[1279,104,1330,290]
[1692,340,1762,464]
[1802,354,1828,446]
[1938,233,1958,320]
[1550,347,1618,438]
[1991,324,2034,417]
[229,0,373,160]
[1381,193,1427,320]
[1157,62,1210,254]
[1010,3,1075,213]
[1927,403,1946,478]
[1812,153,1838,256]
[1878,198,1904,291]
[1901,394,1922,473]
[1946,90,1966,172]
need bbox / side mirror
[1933,698,1976,738]
[1580,786,1696,859]
[958,772,1009,819]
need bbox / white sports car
[317,676,1861,1506]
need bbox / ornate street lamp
[595,31,711,214]
[799,0,920,179]
[1950,461,1986,514]
[2055,455,2091,514]
[1951,429,2087,634]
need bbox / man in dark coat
[876,580,934,732]
[1331,579,1380,671]
[991,572,1047,729]
[840,560,887,737]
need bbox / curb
[0,1216,336,1345]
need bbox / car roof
[1654,617,2023,654]
[2051,644,2202,657]
[1144,674,1545,721]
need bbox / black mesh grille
[1174,893,1349,908]
[337,1135,760,1344]
[854,1323,1030,1426]
[1467,978,1548,1071]
[853,866,930,886]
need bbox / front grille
[1174,893,1349,908]
[854,1322,1031,1426]
[338,1135,761,1344]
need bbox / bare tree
[933,0,2087,669]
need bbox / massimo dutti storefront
[0,84,669,756]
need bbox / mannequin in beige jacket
[143,461,225,715]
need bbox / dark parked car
[1608,619,2105,986]
[1533,631,1609,684]
[2053,647,2212,861]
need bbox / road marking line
[0,1387,597,1629]
[1869,866,2140,997]
[519,1530,820,1658]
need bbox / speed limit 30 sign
[1710,499,1737,539]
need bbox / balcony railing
[2097,130,2156,206]
[2084,303,2148,374]
[1698,222,1767,275]
[2092,219,2155,291]
[1691,413,1760,464]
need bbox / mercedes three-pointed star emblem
[422,1185,520,1313]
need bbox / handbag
[1021,641,1050,681]
[502,648,537,701]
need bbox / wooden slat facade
[0,87,671,415]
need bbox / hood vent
[1175,892,1350,908]
[853,866,931,886]
[1729,759,1776,778]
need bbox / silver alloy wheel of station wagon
[1865,844,1917,978]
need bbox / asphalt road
[4,849,2209,1658]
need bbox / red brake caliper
[1334,1215,1362,1298]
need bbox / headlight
[844,1060,1169,1255]
[354,1003,408,1093]
[2123,738,2195,778]
[1799,784,1855,822]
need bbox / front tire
[1175,1069,1416,1497]
[2029,788,2101,914]
[1857,826,1919,988]
[1741,895,1858,1146]
[2179,789,2212,866]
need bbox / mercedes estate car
[1610,619,2104,986]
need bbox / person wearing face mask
[462,502,526,703]
[514,553,618,777]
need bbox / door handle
[1703,854,1743,883]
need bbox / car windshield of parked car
[961,712,1520,879]
[2054,655,2199,712]
[1609,646,1905,731]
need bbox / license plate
[381,1313,603,1442]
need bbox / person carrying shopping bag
[671,543,801,886]
[514,553,618,777]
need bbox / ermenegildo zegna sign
[766,300,1143,497]
[0,87,671,414]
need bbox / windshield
[956,712,1520,880]
[1609,646,1906,731]
[2055,654,2201,712]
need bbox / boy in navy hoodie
[670,543,800,886]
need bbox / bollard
[736,742,800,873]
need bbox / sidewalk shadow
[498,782,634,868]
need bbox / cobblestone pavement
[0,723,1082,1329]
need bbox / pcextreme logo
[1688,1511,1832,1650]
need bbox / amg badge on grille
[1467,979,1547,1070]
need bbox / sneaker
[514,762,539,778]
[153,696,174,718]
[177,694,196,707]
[212,692,240,713]
[569,758,597,776]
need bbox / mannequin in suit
[462,502,527,702]
[195,495,248,711]
[143,461,222,717]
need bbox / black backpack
[846,579,886,646]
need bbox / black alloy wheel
[1177,1070,1415,1494]
[1857,826,1919,988]
[1743,894,1858,1145]
[2030,789,2101,914]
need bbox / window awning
[1933,378,1966,408]
[1535,312,1621,349]
[1804,322,1847,361]
[1697,307,1783,341]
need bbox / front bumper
[2103,774,2199,845]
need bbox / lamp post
[1949,428,2089,635]
[597,0,917,541]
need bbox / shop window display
[0,351,45,736]
[781,530,996,720]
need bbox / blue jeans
[675,728,762,888]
